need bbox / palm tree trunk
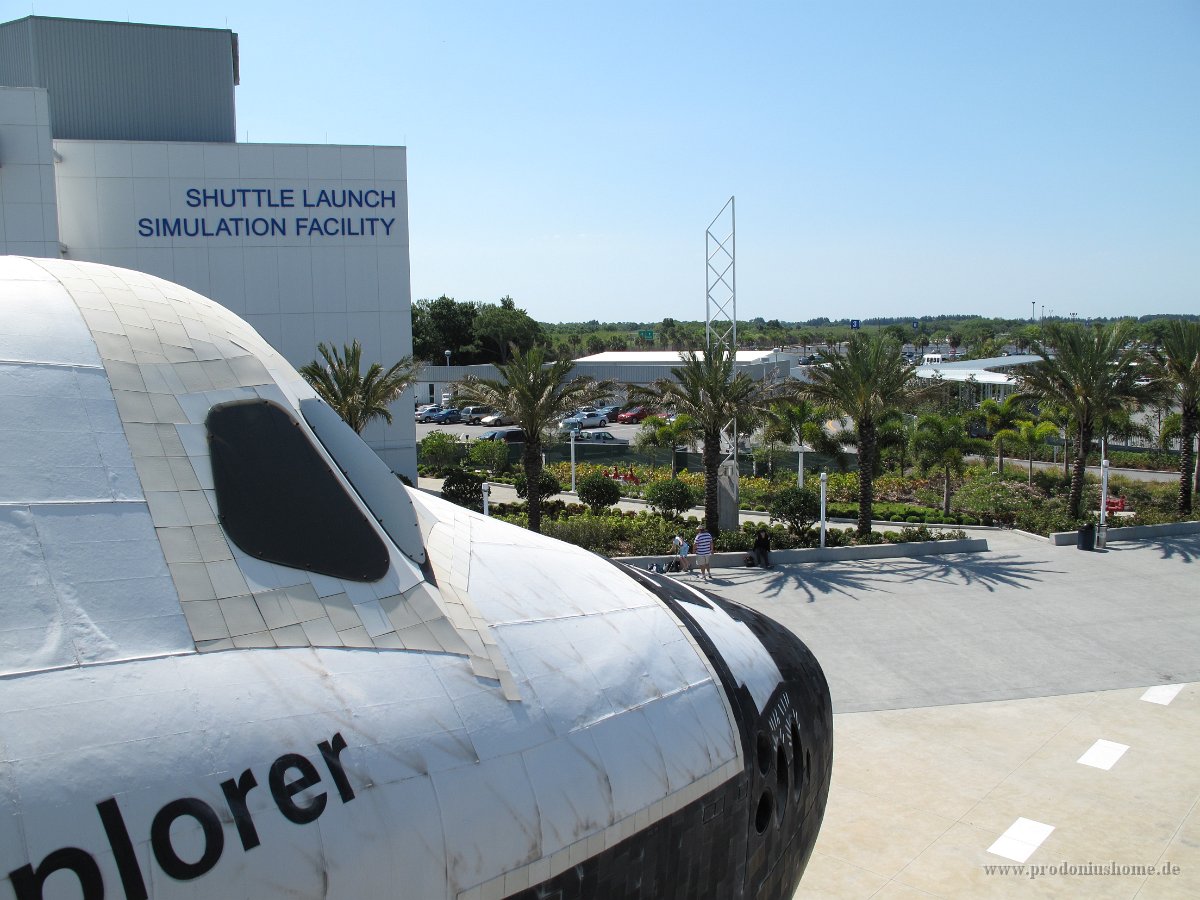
[703,431,720,537]
[1068,425,1093,520]
[1179,415,1197,513]
[1028,453,1034,485]
[857,421,876,536]
[670,446,679,478]
[523,444,544,534]
[997,440,1005,476]
[1063,430,1070,478]
[943,466,951,515]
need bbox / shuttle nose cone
[734,603,833,899]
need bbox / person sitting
[753,527,772,569]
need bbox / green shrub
[467,439,510,474]
[419,431,460,471]
[514,470,562,501]
[769,485,820,535]
[951,475,1046,527]
[440,468,483,511]
[644,478,698,519]
[577,473,622,514]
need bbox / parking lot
[414,419,645,444]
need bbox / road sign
[850,319,860,330]
[638,330,655,341]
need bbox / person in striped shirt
[692,526,714,580]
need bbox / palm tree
[799,332,928,535]
[764,399,844,485]
[995,418,1060,484]
[635,414,700,478]
[454,346,612,534]
[1018,322,1152,518]
[1157,320,1200,512]
[300,340,420,434]
[976,394,1025,475]
[630,343,773,536]
[876,410,920,476]
[914,413,976,514]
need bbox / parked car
[459,406,492,425]
[479,412,515,426]
[561,410,608,429]
[415,406,444,422]
[596,405,622,421]
[478,429,525,443]
[616,406,651,424]
[576,430,627,444]
[425,407,462,424]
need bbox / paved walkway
[693,533,1200,898]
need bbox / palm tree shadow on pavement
[881,553,1063,592]
[713,565,897,604]
[713,552,1061,602]
[1107,537,1199,564]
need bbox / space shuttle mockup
[0,257,831,900]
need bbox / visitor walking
[693,526,714,580]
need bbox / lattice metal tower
[705,197,740,529]
[705,197,736,352]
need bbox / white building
[0,15,417,477]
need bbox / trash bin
[1076,523,1095,551]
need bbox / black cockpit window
[206,400,389,582]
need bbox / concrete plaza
[699,530,1200,899]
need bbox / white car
[561,409,608,429]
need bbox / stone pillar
[718,459,740,532]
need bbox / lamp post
[481,481,490,516]
[569,429,577,493]
[444,350,451,367]
[819,471,828,548]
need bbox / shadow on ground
[1107,536,1199,563]
[709,552,1062,603]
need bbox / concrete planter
[617,537,989,570]
[1050,520,1200,545]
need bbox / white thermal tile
[1077,739,1129,770]
[987,818,1055,863]
[206,558,250,600]
[300,616,342,647]
[270,623,309,647]
[145,490,189,527]
[1141,684,1184,705]
[322,593,360,632]
[338,625,376,648]
[355,600,392,638]
[180,599,229,641]
[283,582,327,623]
[156,525,202,563]
[231,630,276,649]
[192,524,232,562]
[168,562,217,602]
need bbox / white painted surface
[1077,739,1129,770]
[987,817,1055,863]
[1141,684,1185,706]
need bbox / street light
[444,350,451,367]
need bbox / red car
[616,406,652,424]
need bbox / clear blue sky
[14,0,1200,323]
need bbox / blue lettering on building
[140,187,399,240]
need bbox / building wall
[0,16,237,142]
[49,138,416,476]
[0,87,59,257]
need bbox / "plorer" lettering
[8,731,355,900]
